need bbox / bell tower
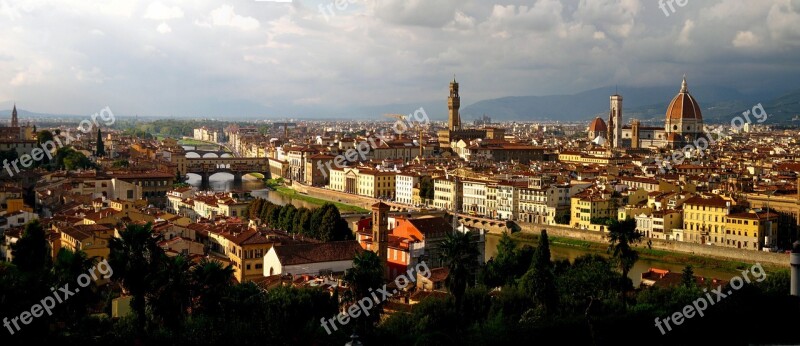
[609,93,622,148]
[372,201,390,277]
[448,77,461,131]
[11,103,18,127]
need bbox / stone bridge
[186,157,271,187]
[185,150,230,157]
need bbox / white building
[496,183,520,220]
[518,179,589,224]
[263,241,363,276]
[395,173,420,205]
[462,180,488,216]
[433,178,460,211]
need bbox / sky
[1,0,799,119]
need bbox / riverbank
[273,186,368,213]
[502,231,786,275]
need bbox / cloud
[198,5,260,31]
[157,22,172,34]
[1,0,800,117]
[143,2,184,20]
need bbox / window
[246,264,251,270]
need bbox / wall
[516,222,790,267]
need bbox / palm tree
[606,219,643,306]
[438,230,480,304]
[149,255,192,329]
[191,258,235,315]
[108,223,164,331]
[344,251,384,333]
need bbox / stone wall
[516,222,790,267]
[288,182,376,210]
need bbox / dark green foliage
[439,230,481,303]
[520,230,558,313]
[681,265,695,288]
[344,251,385,333]
[55,147,96,171]
[243,199,351,241]
[95,128,105,157]
[11,220,52,273]
[480,232,534,287]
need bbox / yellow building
[571,188,617,232]
[682,195,730,245]
[328,167,396,199]
[58,224,114,260]
[724,210,778,251]
[558,151,632,165]
[206,227,277,282]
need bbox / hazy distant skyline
[1,0,799,118]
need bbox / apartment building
[682,194,731,245]
[724,210,778,251]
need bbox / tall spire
[11,103,18,127]
[681,74,688,93]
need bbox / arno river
[183,147,739,285]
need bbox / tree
[606,219,643,305]
[149,255,191,329]
[317,207,340,242]
[113,159,130,168]
[297,208,312,236]
[481,232,519,287]
[438,230,480,304]
[279,204,297,231]
[191,258,235,315]
[247,198,264,220]
[11,220,52,273]
[344,251,385,333]
[520,230,558,313]
[95,128,105,157]
[108,223,165,331]
[681,265,695,288]
[607,219,642,282]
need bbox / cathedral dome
[666,76,702,121]
[588,117,607,132]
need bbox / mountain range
[460,85,800,125]
[2,86,800,124]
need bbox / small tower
[631,119,641,149]
[11,103,18,127]
[609,93,623,148]
[372,201,390,278]
[448,76,461,131]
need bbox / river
[485,233,738,286]
[180,147,736,284]
[183,146,320,210]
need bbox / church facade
[591,77,706,150]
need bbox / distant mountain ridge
[3,86,799,124]
[459,85,762,123]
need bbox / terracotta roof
[666,77,702,120]
[406,217,450,239]
[272,240,363,265]
[588,117,608,132]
